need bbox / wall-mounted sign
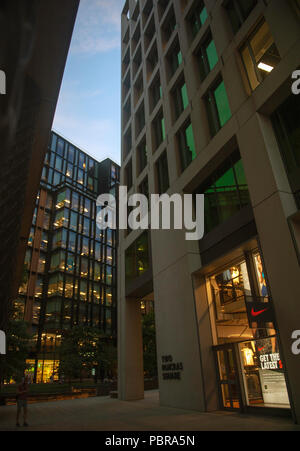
[161,355,183,380]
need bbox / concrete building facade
[118,0,300,423]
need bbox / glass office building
[15,132,119,383]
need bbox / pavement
[0,390,300,432]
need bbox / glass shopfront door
[214,344,242,410]
[209,250,291,413]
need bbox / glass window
[24,248,32,270]
[28,227,35,247]
[53,209,69,229]
[225,0,257,33]
[95,242,101,261]
[55,156,63,172]
[83,217,90,236]
[239,336,290,409]
[64,276,74,299]
[156,151,170,194]
[79,280,88,301]
[197,33,218,81]
[71,192,80,211]
[50,251,66,272]
[152,110,166,151]
[188,1,208,39]
[271,94,300,195]
[205,79,231,136]
[43,212,51,230]
[177,121,196,172]
[68,145,75,163]
[70,212,78,232]
[241,20,280,91]
[66,253,75,274]
[68,231,77,253]
[81,237,90,256]
[50,133,57,152]
[78,152,86,169]
[167,41,182,79]
[125,231,149,283]
[48,274,64,297]
[38,254,46,273]
[172,78,189,121]
[125,160,133,189]
[77,169,84,185]
[40,231,48,251]
[53,171,61,186]
[196,151,250,233]
[56,189,71,209]
[94,262,101,282]
[66,163,73,179]
[138,140,147,174]
[56,138,65,157]
[52,229,67,250]
[34,277,43,299]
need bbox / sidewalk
[0,390,299,431]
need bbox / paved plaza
[0,390,299,432]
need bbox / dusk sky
[53,0,125,165]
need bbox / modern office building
[118,0,300,423]
[0,0,79,333]
[15,131,120,382]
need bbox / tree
[59,326,117,383]
[142,311,158,378]
[0,304,32,387]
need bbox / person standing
[16,376,29,427]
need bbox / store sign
[161,355,183,380]
[245,298,274,328]
[259,352,282,370]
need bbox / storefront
[206,248,291,413]
[26,359,59,383]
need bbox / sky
[52,0,125,165]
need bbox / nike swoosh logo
[258,347,265,352]
[251,307,268,317]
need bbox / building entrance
[214,343,242,410]
[207,248,291,413]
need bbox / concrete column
[237,114,300,423]
[151,228,206,411]
[118,295,144,401]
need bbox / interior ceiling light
[258,62,274,72]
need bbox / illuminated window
[205,78,231,136]
[196,32,218,81]
[240,20,280,91]
[195,151,250,233]
[125,231,150,283]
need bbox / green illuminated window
[125,231,150,283]
[172,79,189,121]
[197,33,218,81]
[189,1,208,39]
[196,151,250,233]
[205,79,231,136]
[178,121,196,172]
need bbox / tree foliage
[59,326,117,382]
[142,311,158,378]
[0,304,32,385]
